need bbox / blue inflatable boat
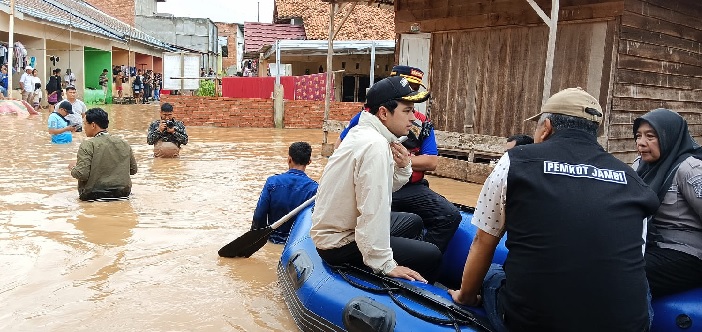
[278,206,702,331]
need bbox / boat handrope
[334,265,494,332]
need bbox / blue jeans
[154,89,160,101]
[481,264,654,332]
[0,86,7,97]
[482,264,509,332]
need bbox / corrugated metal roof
[264,39,395,59]
[0,0,174,51]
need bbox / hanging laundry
[13,41,27,72]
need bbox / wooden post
[369,41,376,88]
[274,40,284,128]
[542,0,559,105]
[331,4,356,41]
[526,0,559,105]
[7,0,14,93]
[323,2,335,146]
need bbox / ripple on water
[0,103,481,331]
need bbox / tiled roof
[244,22,306,54]
[319,0,394,5]
[1,0,173,50]
[275,0,394,40]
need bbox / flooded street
[0,104,482,331]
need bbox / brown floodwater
[0,103,482,331]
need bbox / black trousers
[646,246,702,298]
[392,179,462,253]
[79,188,130,201]
[317,212,442,281]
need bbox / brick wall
[284,100,362,128]
[161,95,274,127]
[160,95,362,128]
[215,22,239,73]
[84,0,135,26]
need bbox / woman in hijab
[633,108,702,298]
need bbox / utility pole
[257,2,260,22]
[8,0,14,93]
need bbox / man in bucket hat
[312,76,443,283]
[449,88,660,332]
[335,65,462,254]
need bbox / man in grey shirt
[55,86,87,132]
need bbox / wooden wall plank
[621,12,702,42]
[620,26,702,56]
[636,0,702,19]
[613,83,702,102]
[600,19,620,147]
[507,27,530,135]
[612,97,702,113]
[617,54,702,78]
[617,69,702,90]
[619,40,702,68]
[625,0,702,33]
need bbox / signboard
[162,52,201,90]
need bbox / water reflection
[0,104,481,331]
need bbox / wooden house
[390,0,702,163]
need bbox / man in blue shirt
[0,64,8,98]
[47,101,76,144]
[334,66,461,253]
[251,142,318,244]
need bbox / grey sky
[157,0,275,24]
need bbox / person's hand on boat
[448,289,482,307]
[386,265,427,283]
[390,142,411,168]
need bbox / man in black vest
[449,88,660,332]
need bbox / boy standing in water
[47,101,76,144]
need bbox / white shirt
[472,153,509,237]
[311,111,412,275]
[55,99,87,126]
[0,45,6,57]
[20,72,34,92]
[64,73,76,86]
[32,76,41,92]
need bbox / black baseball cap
[58,101,73,114]
[365,76,430,108]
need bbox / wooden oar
[218,195,316,258]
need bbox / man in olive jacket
[69,108,138,201]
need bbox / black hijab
[633,108,702,200]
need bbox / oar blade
[218,227,273,258]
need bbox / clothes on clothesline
[13,41,28,73]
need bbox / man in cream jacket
[311,76,442,282]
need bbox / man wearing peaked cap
[390,65,425,89]
[311,76,442,284]
[449,87,660,331]
[336,66,462,255]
